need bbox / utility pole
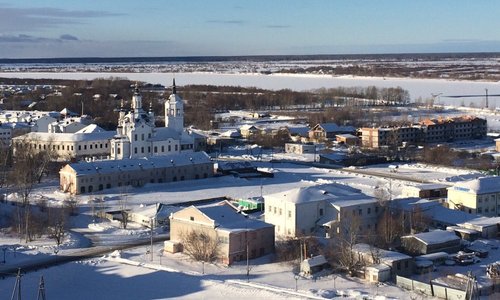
[246,231,250,282]
[10,268,22,300]
[150,218,154,261]
[485,88,489,109]
[37,276,46,300]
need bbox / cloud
[265,25,291,29]
[0,34,81,43]
[206,20,245,25]
[60,34,79,41]
[0,4,123,33]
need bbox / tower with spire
[165,79,184,134]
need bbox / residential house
[168,202,275,265]
[239,125,260,138]
[309,123,355,142]
[400,230,461,255]
[447,176,500,216]
[127,203,181,227]
[264,184,381,238]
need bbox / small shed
[237,197,264,211]
[401,183,449,199]
[365,264,391,282]
[401,230,461,255]
[300,255,329,275]
[335,134,359,146]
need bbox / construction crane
[442,88,500,109]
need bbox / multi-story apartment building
[360,116,487,148]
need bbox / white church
[59,81,212,195]
[110,80,205,159]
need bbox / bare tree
[11,136,54,242]
[180,230,220,262]
[332,213,363,275]
[48,206,68,246]
[118,187,129,229]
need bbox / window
[368,207,371,214]
[288,210,291,218]
[279,208,282,215]
[358,209,362,216]
[190,216,194,221]
[319,208,323,216]
[175,145,178,151]
[141,147,144,153]
[397,262,401,270]
[154,146,158,153]
[274,207,276,214]
[134,147,137,154]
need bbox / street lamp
[333,275,337,290]
[201,260,205,275]
[294,274,299,291]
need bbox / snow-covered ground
[0,159,490,299]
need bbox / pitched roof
[64,151,212,175]
[197,203,272,232]
[404,230,460,245]
[265,183,370,205]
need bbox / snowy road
[0,235,168,277]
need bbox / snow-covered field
[1,72,499,107]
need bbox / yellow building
[447,177,500,217]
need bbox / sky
[1,0,500,58]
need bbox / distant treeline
[1,52,500,64]
[0,78,410,130]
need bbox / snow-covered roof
[458,216,500,228]
[150,127,180,141]
[406,183,449,191]
[130,203,181,219]
[265,183,367,204]
[65,151,212,175]
[287,126,309,136]
[449,176,500,194]
[301,255,328,268]
[198,203,272,232]
[415,252,449,261]
[315,123,355,133]
[353,243,411,263]
[75,124,106,134]
[13,130,115,142]
[404,230,460,246]
[393,198,476,226]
